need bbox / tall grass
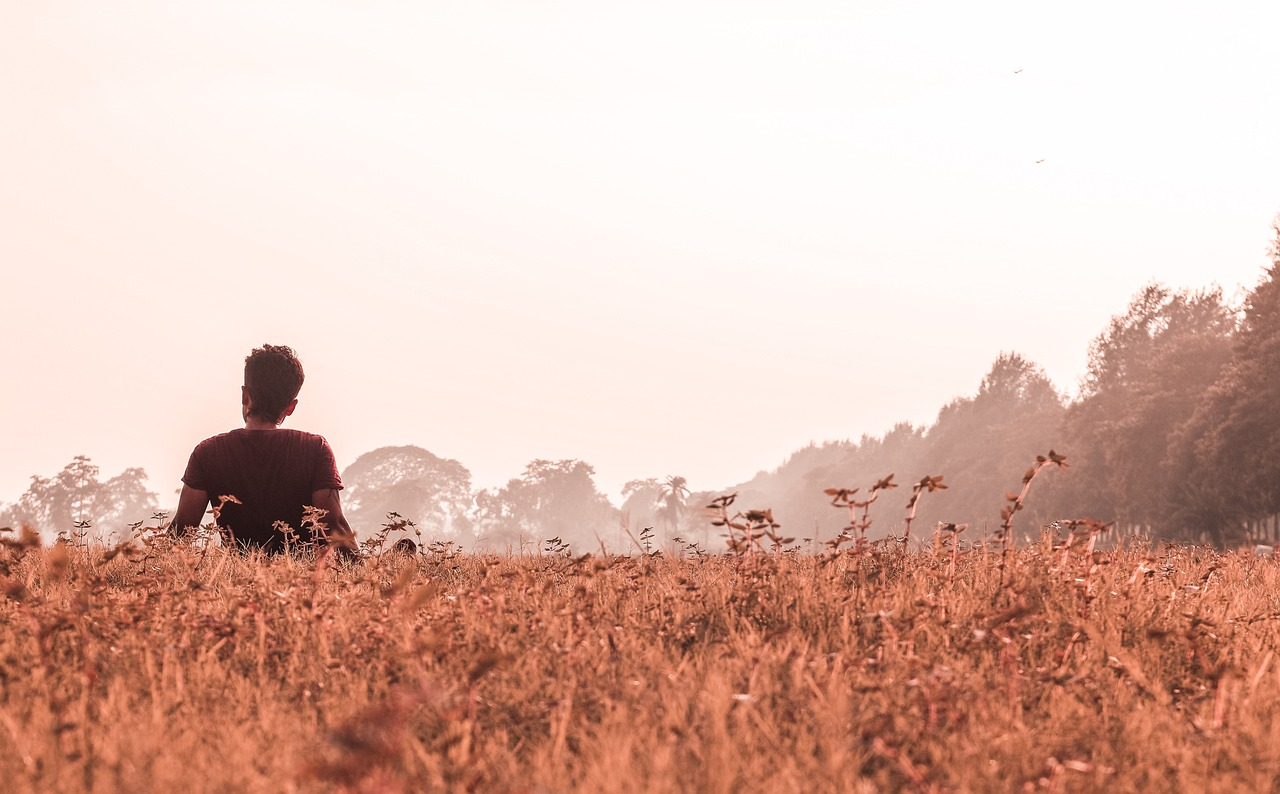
[3,522,1279,792]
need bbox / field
[2,529,1280,793]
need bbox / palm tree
[657,475,690,544]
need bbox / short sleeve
[182,442,210,491]
[310,436,343,492]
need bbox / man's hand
[170,485,210,537]
[310,488,358,556]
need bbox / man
[170,344,356,554]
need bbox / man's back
[183,428,342,551]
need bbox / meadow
[3,515,1280,794]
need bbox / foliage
[470,459,618,552]
[619,477,662,537]
[702,255,1275,548]
[0,456,157,543]
[1168,225,1280,540]
[340,446,474,543]
[924,352,1065,531]
[706,493,792,555]
[1055,284,1235,530]
[656,475,690,542]
[618,475,691,550]
[715,354,1065,543]
[735,427,926,547]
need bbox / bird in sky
[1013,69,1023,74]
[1035,159,1046,164]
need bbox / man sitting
[170,344,356,554]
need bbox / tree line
[5,224,1278,549]
[724,223,1280,547]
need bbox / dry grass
[2,532,1280,793]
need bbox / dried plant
[994,450,1068,598]
[824,474,897,553]
[542,536,572,557]
[902,475,946,545]
[706,494,794,557]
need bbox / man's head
[242,344,305,425]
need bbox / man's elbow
[169,514,201,537]
[169,486,210,537]
[169,505,208,536]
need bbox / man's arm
[310,488,357,552]
[170,484,210,536]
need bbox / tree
[97,468,160,540]
[704,422,934,548]
[340,446,474,543]
[1057,284,1235,532]
[924,352,1065,531]
[0,456,158,543]
[620,478,662,542]
[809,425,931,541]
[471,460,618,552]
[1171,223,1280,540]
[656,476,690,542]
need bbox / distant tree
[1170,224,1280,541]
[471,459,618,552]
[619,478,662,541]
[772,441,866,544]
[97,468,160,540]
[340,446,473,543]
[656,475,690,543]
[0,456,158,543]
[770,427,928,544]
[1162,417,1240,544]
[1057,284,1235,533]
[707,422,936,549]
[469,488,522,551]
[924,352,1065,531]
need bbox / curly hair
[244,344,305,424]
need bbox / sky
[2,1,1277,510]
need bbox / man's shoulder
[195,428,329,443]
[276,430,337,462]
[191,429,333,460]
[280,429,332,448]
[192,429,242,452]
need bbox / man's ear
[283,399,298,418]
[241,386,250,407]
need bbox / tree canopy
[1166,225,1280,541]
[471,459,618,552]
[340,446,473,542]
[0,456,158,542]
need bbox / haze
[2,1,1276,506]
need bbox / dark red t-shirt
[182,428,343,551]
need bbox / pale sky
[2,1,1277,509]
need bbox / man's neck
[244,417,282,431]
